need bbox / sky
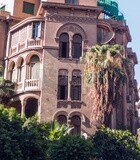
[117,1,140,85]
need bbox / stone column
[67,72,71,101]
[69,36,73,58]
[37,99,41,120]
[21,99,27,117]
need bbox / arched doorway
[25,98,38,118]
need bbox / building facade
[2,0,139,135]
[0,0,41,64]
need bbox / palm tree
[81,44,130,128]
[48,120,70,141]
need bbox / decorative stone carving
[56,23,87,41]
[47,14,96,24]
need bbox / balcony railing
[16,79,41,92]
[10,39,42,55]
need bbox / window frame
[57,70,68,100]
[18,59,24,82]
[72,34,82,59]
[59,33,69,58]
[29,55,40,79]
[65,0,79,5]
[70,115,81,135]
[71,70,81,101]
[32,22,41,39]
[23,1,35,15]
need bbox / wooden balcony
[15,79,41,92]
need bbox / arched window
[18,59,24,82]
[59,33,69,58]
[58,69,68,100]
[71,70,81,100]
[65,0,78,4]
[71,115,81,135]
[29,55,40,79]
[72,34,82,58]
[57,115,67,125]
[10,63,16,82]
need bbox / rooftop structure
[98,0,124,20]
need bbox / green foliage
[0,105,23,160]
[49,135,92,160]
[0,105,50,160]
[0,78,15,105]
[91,127,140,160]
[1,105,140,160]
[21,116,50,160]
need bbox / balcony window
[58,70,68,100]
[71,70,81,100]
[23,1,34,15]
[18,59,25,82]
[10,63,16,82]
[32,22,41,39]
[59,33,69,58]
[72,34,82,58]
[29,55,40,79]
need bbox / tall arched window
[72,34,82,58]
[71,70,81,100]
[57,115,67,125]
[29,55,40,79]
[10,63,16,82]
[58,69,68,100]
[59,33,69,58]
[18,59,24,82]
[71,115,81,135]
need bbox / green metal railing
[97,0,124,20]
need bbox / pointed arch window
[72,34,82,58]
[29,55,40,79]
[71,115,81,135]
[18,59,25,82]
[59,33,69,58]
[58,69,68,100]
[71,70,81,100]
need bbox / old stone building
[1,0,139,135]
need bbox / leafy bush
[0,105,23,160]
[91,127,140,160]
[0,105,50,160]
[49,135,92,160]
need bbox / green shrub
[49,135,92,160]
[91,127,140,160]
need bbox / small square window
[65,0,78,4]
[23,2,34,15]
